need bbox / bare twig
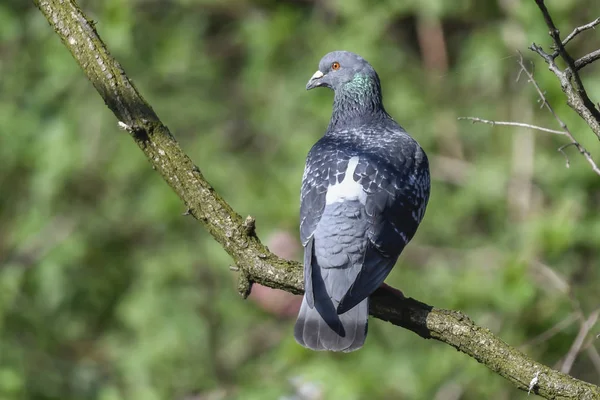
[517,52,566,128]
[458,117,565,135]
[575,49,600,71]
[587,346,600,380]
[560,17,600,49]
[532,1,600,139]
[557,283,600,376]
[528,258,600,380]
[558,143,577,168]
[459,54,600,176]
[529,43,555,64]
[534,1,598,110]
[561,310,600,374]
[516,52,600,175]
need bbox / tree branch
[531,0,600,141]
[561,310,600,374]
[575,49,600,71]
[458,54,600,176]
[457,117,565,135]
[34,1,600,398]
[515,53,600,175]
[556,17,600,55]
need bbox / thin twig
[535,1,582,82]
[587,346,600,380]
[458,117,565,135]
[534,0,600,126]
[561,310,600,374]
[517,52,565,127]
[460,53,600,176]
[529,43,555,64]
[529,40,600,140]
[560,288,600,376]
[575,49,600,71]
[557,146,570,168]
[560,17,600,49]
[516,52,600,176]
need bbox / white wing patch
[325,156,367,205]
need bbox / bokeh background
[1,0,600,399]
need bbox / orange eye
[331,62,340,71]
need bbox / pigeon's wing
[364,140,430,256]
[300,141,352,245]
[337,134,430,314]
[300,140,353,308]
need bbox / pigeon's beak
[306,70,325,90]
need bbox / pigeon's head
[306,51,379,92]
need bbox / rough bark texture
[532,0,600,142]
[34,1,600,398]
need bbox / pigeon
[294,51,430,352]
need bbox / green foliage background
[1,0,599,399]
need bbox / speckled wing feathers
[296,120,430,351]
[301,126,429,261]
[299,148,349,246]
